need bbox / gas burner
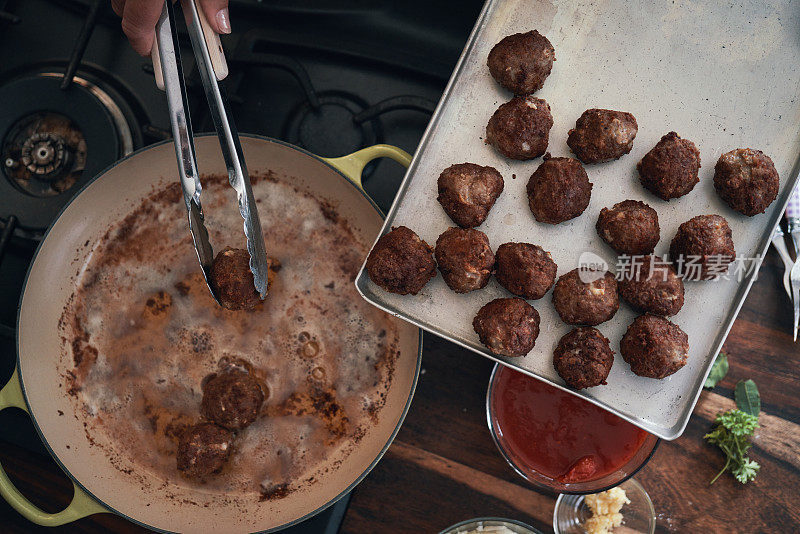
[0,68,145,238]
[3,113,86,196]
[282,91,383,157]
[22,133,68,178]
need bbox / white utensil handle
[151,38,165,91]
[193,0,228,81]
[150,0,228,91]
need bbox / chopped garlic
[585,513,623,533]
[583,487,630,534]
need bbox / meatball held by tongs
[209,248,281,310]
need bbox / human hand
[111,0,231,56]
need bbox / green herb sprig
[703,378,761,485]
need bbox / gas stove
[0,0,483,531]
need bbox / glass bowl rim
[485,362,660,495]
[438,516,542,534]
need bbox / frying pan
[0,135,421,533]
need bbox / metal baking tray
[355,0,800,440]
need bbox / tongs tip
[249,255,270,299]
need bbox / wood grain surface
[1,249,798,533]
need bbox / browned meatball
[552,269,619,326]
[434,228,494,293]
[487,30,555,95]
[210,247,261,310]
[714,148,779,216]
[567,109,638,164]
[201,369,265,430]
[596,199,660,255]
[177,422,233,479]
[620,314,689,379]
[495,242,557,299]
[527,155,592,224]
[486,96,553,160]
[473,298,540,357]
[553,327,614,389]
[618,255,684,316]
[669,215,735,281]
[637,132,701,200]
[366,226,436,295]
[437,163,504,228]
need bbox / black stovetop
[0,0,483,531]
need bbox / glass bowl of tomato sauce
[486,364,659,494]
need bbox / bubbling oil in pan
[60,173,399,501]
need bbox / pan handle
[0,369,109,526]
[323,144,412,191]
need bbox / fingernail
[216,8,231,34]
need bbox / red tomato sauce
[491,366,649,483]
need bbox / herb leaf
[735,379,761,417]
[716,410,759,437]
[732,458,760,484]
[704,352,729,389]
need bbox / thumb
[199,0,231,35]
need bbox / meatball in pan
[620,314,689,379]
[366,226,436,295]
[473,297,540,357]
[437,163,504,228]
[714,148,779,216]
[487,30,555,95]
[596,199,660,255]
[553,327,614,390]
[486,95,553,160]
[527,154,592,224]
[177,422,233,479]
[201,369,265,430]
[434,227,495,293]
[618,255,684,316]
[567,109,638,164]
[669,215,735,281]
[637,132,701,200]
[552,269,619,326]
[495,242,557,300]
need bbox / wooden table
[1,249,798,533]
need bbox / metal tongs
[151,0,269,303]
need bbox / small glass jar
[553,478,656,534]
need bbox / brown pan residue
[59,173,399,501]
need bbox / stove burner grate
[0,72,141,236]
[282,90,383,158]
